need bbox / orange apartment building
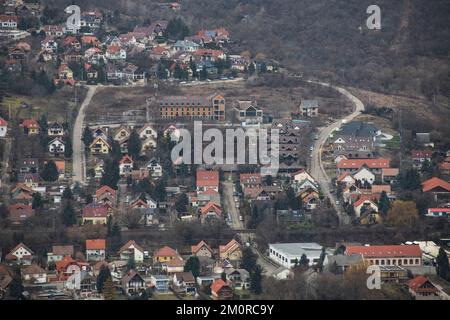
[157,93,225,121]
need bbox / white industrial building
[269,243,329,268]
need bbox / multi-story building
[345,245,422,267]
[157,93,225,121]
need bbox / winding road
[308,81,365,225]
[72,85,97,185]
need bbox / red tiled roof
[219,239,240,254]
[408,276,438,294]
[422,177,450,193]
[9,204,35,222]
[411,149,433,158]
[154,246,178,258]
[382,168,399,177]
[337,158,390,169]
[82,204,108,218]
[0,15,18,22]
[165,256,184,267]
[240,173,262,185]
[353,195,376,207]
[86,239,106,250]
[211,279,229,293]
[440,162,450,171]
[200,201,222,216]
[119,154,133,164]
[346,245,422,258]
[96,185,116,197]
[194,49,224,57]
[337,172,354,182]
[191,240,213,255]
[371,184,391,194]
[196,170,219,187]
[107,45,122,54]
[20,119,40,129]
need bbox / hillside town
[0,0,450,302]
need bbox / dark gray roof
[300,100,318,109]
[338,121,379,138]
[328,254,363,267]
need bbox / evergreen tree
[299,254,310,268]
[38,114,48,133]
[436,247,450,280]
[41,160,59,181]
[189,57,198,78]
[250,265,263,295]
[62,187,73,200]
[154,179,167,202]
[165,18,190,40]
[127,256,136,271]
[378,191,390,216]
[64,138,73,158]
[184,256,200,278]
[62,202,77,226]
[241,247,257,272]
[103,278,116,300]
[32,192,43,209]
[82,126,93,148]
[200,66,208,80]
[97,265,112,293]
[127,129,141,160]
[101,159,120,190]
[175,193,189,213]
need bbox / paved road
[308,81,365,225]
[72,85,97,185]
[222,180,243,230]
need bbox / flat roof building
[269,243,328,268]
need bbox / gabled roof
[89,136,110,148]
[86,239,106,250]
[165,256,184,267]
[154,246,178,258]
[422,177,450,193]
[191,240,213,255]
[20,119,40,129]
[408,275,438,294]
[119,154,133,165]
[96,185,116,198]
[411,149,433,158]
[0,117,8,126]
[22,264,46,275]
[337,158,390,169]
[353,195,377,208]
[346,245,422,258]
[219,239,240,254]
[371,184,391,194]
[337,172,355,183]
[200,201,222,216]
[382,168,399,177]
[211,279,230,293]
[52,245,74,256]
[196,170,219,187]
[82,204,108,218]
[119,240,144,254]
[8,242,34,256]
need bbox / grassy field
[86,80,352,123]
[0,86,87,126]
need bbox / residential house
[48,138,65,157]
[22,264,47,284]
[0,15,18,29]
[353,196,378,217]
[426,208,450,218]
[300,100,319,117]
[353,166,376,185]
[153,246,178,263]
[95,185,116,207]
[411,150,433,169]
[197,189,221,207]
[173,271,196,295]
[234,100,264,124]
[121,270,146,296]
[43,24,64,37]
[119,155,134,176]
[141,137,157,154]
[85,239,106,262]
[439,157,450,175]
[172,39,200,52]
[20,119,40,135]
[139,124,158,140]
[11,184,34,202]
[336,158,390,176]
[17,173,39,189]
[106,45,126,60]
[8,203,34,225]
[82,203,109,225]
[146,158,163,178]
[47,122,64,136]
[337,172,356,186]
[422,177,450,201]
[149,46,170,60]
[240,173,262,190]
[219,239,242,262]
[89,136,110,154]
[41,36,57,52]
[0,117,8,137]
[165,256,185,273]
[408,276,440,300]
[224,268,250,290]
[150,275,170,293]
[94,160,104,179]
[47,245,74,263]
[346,245,422,267]
[211,279,233,300]
[81,35,100,47]
[5,243,34,265]
[80,11,103,29]
[119,240,145,263]
[196,169,219,192]
[382,168,399,184]
[200,201,222,223]
[55,63,75,85]
[191,241,214,258]
[113,125,131,141]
